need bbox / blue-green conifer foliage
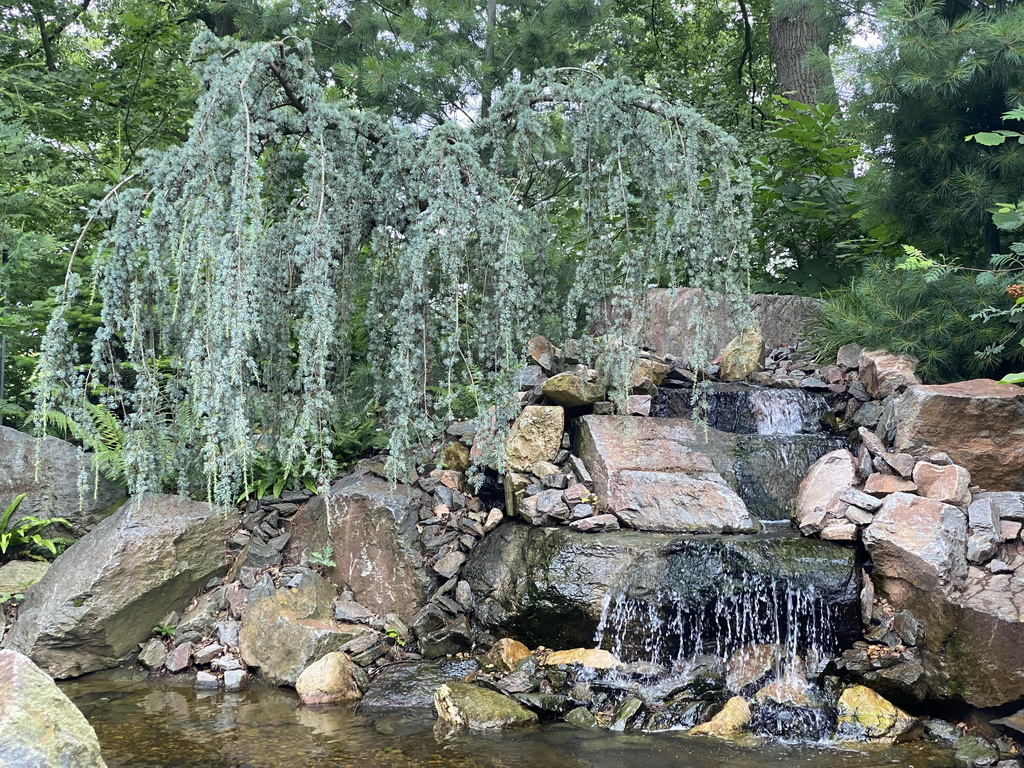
[34,33,752,504]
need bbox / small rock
[837,343,863,369]
[165,641,193,674]
[570,504,593,520]
[914,462,972,507]
[821,523,858,541]
[434,683,538,730]
[217,620,241,648]
[562,483,590,506]
[845,507,875,526]
[883,453,917,479]
[542,473,569,490]
[565,706,599,728]
[835,684,918,742]
[433,551,467,579]
[840,487,883,512]
[212,656,243,671]
[483,508,503,533]
[608,696,645,732]
[195,670,219,689]
[689,696,751,737]
[455,580,474,610]
[569,514,619,532]
[296,651,364,704]
[544,648,618,669]
[484,638,531,672]
[865,473,917,496]
[858,427,887,457]
[193,643,224,666]
[334,600,375,624]
[967,534,999,565]
[223,669,250,691]
[627,395,652,416]
[138,639,168,670]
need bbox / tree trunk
[769,1,836,105]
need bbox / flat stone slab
[576,416,758,533]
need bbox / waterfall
[593,575,839,672]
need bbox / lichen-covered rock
[0,560,49,596]
[576,416,758,533]
[719,326,765,382]
[0,426,125,538]
[893,380,1024,491]
[835,684,917,742]
[504,406,565,473]
[434,683,538,729]
[0,650,107,767]
[2,493,233,678]
[541,372,605,407]
[239,574,367,686]
[689,696,751,737]
[295,651,364,704]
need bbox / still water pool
[61,670,955,768]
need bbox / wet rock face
[463,523,860,656]
[2,493,234,678]
[893,380,1024,492]
[0,426,126,538]
[0,650,107,768]
[360,659,480,710]
[575,416,758,534]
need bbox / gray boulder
[3,493,234,678]
[0,649,107,767]
[644,288,820,364]
[0,426,125,538]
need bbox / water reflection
[61,670,954,768]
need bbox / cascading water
[593,575,838,672]
[661,384,849,520]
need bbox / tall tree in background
[769,0,842,105]
[855,0,1024,260]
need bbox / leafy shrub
[813,262,1024,383]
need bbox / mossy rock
[434,682,538,729]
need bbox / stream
[62,670,955,768]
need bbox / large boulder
[0,650,107,767]
[3,493,233,678]
[463,523,860,653]
[239,573,368,687]
[861,492,1024,706]
[645,288,820,365]
[892,380,1024,491]
[575,415,758,533]
[284,471,432,624]
[0,426,125,538]
[295,651,364,704]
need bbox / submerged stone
[434,683,538,729]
